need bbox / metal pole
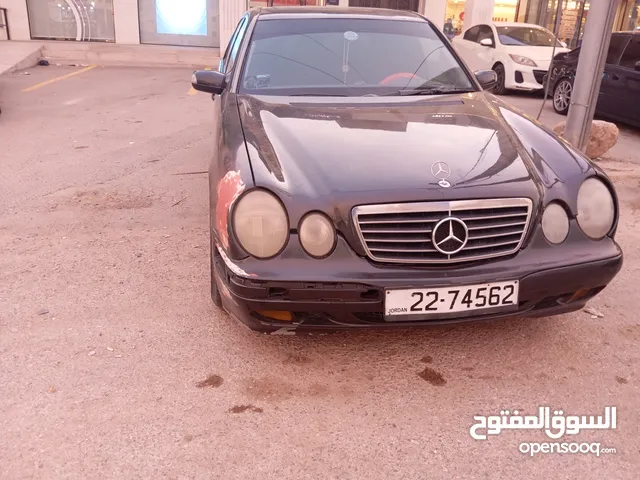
[563,0,619,151]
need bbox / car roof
[251,6,424,21]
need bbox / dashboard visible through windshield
[238,18,476,96]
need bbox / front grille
[533,70,547,84]
[352,198,532,265]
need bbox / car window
[496,26,562,47]
[220,18,245,73]
[239,18,475,96]
[225,16,249,72]
[606,35,630,65]
[619,36,640,69]
[464,26,479,42]
[476,25,494,45]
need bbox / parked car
[548,31,640,127]
[191,7,622,334]
[452,22,569,94]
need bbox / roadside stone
[583,306,604,318]
[553,120,619,159]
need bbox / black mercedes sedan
[548,31,640,127]
[191,7,622,334]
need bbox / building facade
[1,0,638,52]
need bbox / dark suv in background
[548,31,640,127]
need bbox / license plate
[385,281,519,318]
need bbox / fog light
[256,310,293,321]
[542,202,569,244]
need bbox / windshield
[497,26,563,47]
[239,18,475,96]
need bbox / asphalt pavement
[1,65,639,479]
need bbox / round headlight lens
[232,190,289,258]
[541,202,569,244]
[577,177,615,239]
[299,212,336,258]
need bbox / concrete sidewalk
[0,41,42,75]
[504,92,639,165]
[1,40,220,72]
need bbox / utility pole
[563,0,619,151]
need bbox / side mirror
[474,69,498,90]
[479,38,493,47]
[191,70,226,95]
[635,61,640,72]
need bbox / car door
[211,15,249,179]
[453,26,481,70]
[596,33,631,118]
[474,25,498,70]
[604,35,640,125]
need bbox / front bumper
[504,63,548,91]
[213,227,623,333]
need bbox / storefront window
[138,0,220,47]
[618,0,640,30]
[515,0,589,49]
[443,0,517,40]
[27,0,115,42]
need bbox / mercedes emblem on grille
[432,217,469,255]
[430,161,452,188]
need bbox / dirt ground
[1,65,639,479]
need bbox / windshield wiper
[390,86,475,96]
[289,93,348,97]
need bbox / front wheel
[553,78,573,115]
[491,64,507,95]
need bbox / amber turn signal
[256,310,293,321]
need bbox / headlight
[232,190,289,258]
[299,212,336,258]
[509,54,537,67]
[541,203,569,244]
[577,177,615,239]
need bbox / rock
[88,350,96,356]
[553,120,619,159]
[583,306,604,318]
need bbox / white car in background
[452,22,569,94]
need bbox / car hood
[236,92,592,229]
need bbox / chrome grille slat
[457,212,528,221]
[361,228,433,234]
[364,236,434,243]
[463,239,521,250]
[352,198,533,264]
[359,218,440,224]
[467,220,526,230]
[468,228,525,240]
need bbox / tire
[209,231,222,308]
[491,64,507,95]
[552,78,572,116]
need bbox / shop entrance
[348,1,420,12]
